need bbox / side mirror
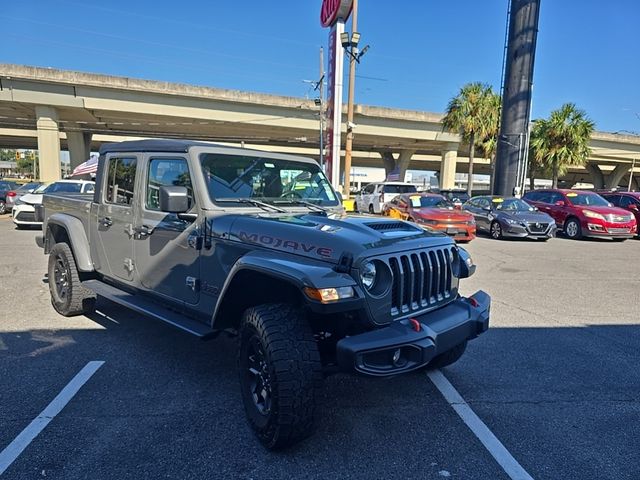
[335,191,343,203]
[554,200,566,206]
[628,203,638,211]
[159,185,189,213]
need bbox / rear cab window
[104,157,137,206]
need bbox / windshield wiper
[273,199,329,215]
[216,198,287,213]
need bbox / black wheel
[564,218,582,239]
[239,303,322,450]
[490,221,503,240]
[429,341,468,369]
[368,204,374,214]
[48,242,96,316]
[0,201,6,215]
[353,201,359,213]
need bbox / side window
[536,192,551,204]
[363,184,374,195]
[476,198,489,209]
[524,191,539,202]
[548,193,563,204]
[619,196,632,208]
[146,158,193,211]
[105,157,137,205]
[83,183,95,194]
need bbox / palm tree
[476,92,502,192]
[529,103,595,188]
[442,82,499,195]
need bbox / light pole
[340,0,369,198]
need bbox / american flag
[72,154,98,176]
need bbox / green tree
[0,149,18,162]
[530,103,595,189]
[442,82,500,195]
[476,91,502,192]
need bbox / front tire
[239,303,322,450]
[490,221,503,240]
[0,201,6,215]
[48,242,96,316]
[564,218,582,239]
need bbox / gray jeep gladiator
[36,139,490,449]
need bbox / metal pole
[343,0,358,198]
[493,0,541,196]
[319,47,325,168]
[629,158,636,192]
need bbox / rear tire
[368,204,374,214]
[564,218,582,239]
[239,303,322,450]
[48,242,96,316]
[490,221,503,240]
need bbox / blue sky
[3,0,639,134]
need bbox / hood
[414,208,472,222]
[498,210,554,223]
[571,205,631,216]
[18,193,44,205]
[223,212,455,264]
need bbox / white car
[354,182,418,214]
[12,180,95,228]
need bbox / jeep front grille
[386,246,457,317]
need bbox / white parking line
[427,369,534,480]
[0,361,104,476]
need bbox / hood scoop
[365,221,420,232]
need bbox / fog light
[392,348,401,365]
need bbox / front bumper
[12,204,41,225]
[582,220,636,239]
[336,290,490,376]
[501,221,556,239]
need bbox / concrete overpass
[1,64,639,190]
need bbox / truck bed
[42,192,94,231]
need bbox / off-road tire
[48,242,96,316]
[429,341,468,369]
[238,303,322,450]
[564,217,582,239]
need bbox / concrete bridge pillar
[67,131,93,170]
[440,143,458,189]
[585,163,604,190]
[377,150,416,181]
[605,164,630,190]
[35,106,61,182]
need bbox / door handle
[99,217,113,227]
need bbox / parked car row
[370,183,638,243]
[10,180,95,228]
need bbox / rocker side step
[83,279,214,338]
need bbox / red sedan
[382,193,476,242]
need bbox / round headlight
[360,261,377,289]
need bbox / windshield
[494,198,534,211]
[199,153,338,206]
[17,182,40,191]
[411,195,451,208]
[384,184,417,194]
[567,192,610,206]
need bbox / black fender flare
[211,250,362,328]
[44,213,94,272]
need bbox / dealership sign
[320,0,352,188]
[320,0,353,28]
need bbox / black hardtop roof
[98,139,316,165]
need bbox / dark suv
[600,192,640,237]
[523,189,637,240]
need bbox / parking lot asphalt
[1,214,639,479]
